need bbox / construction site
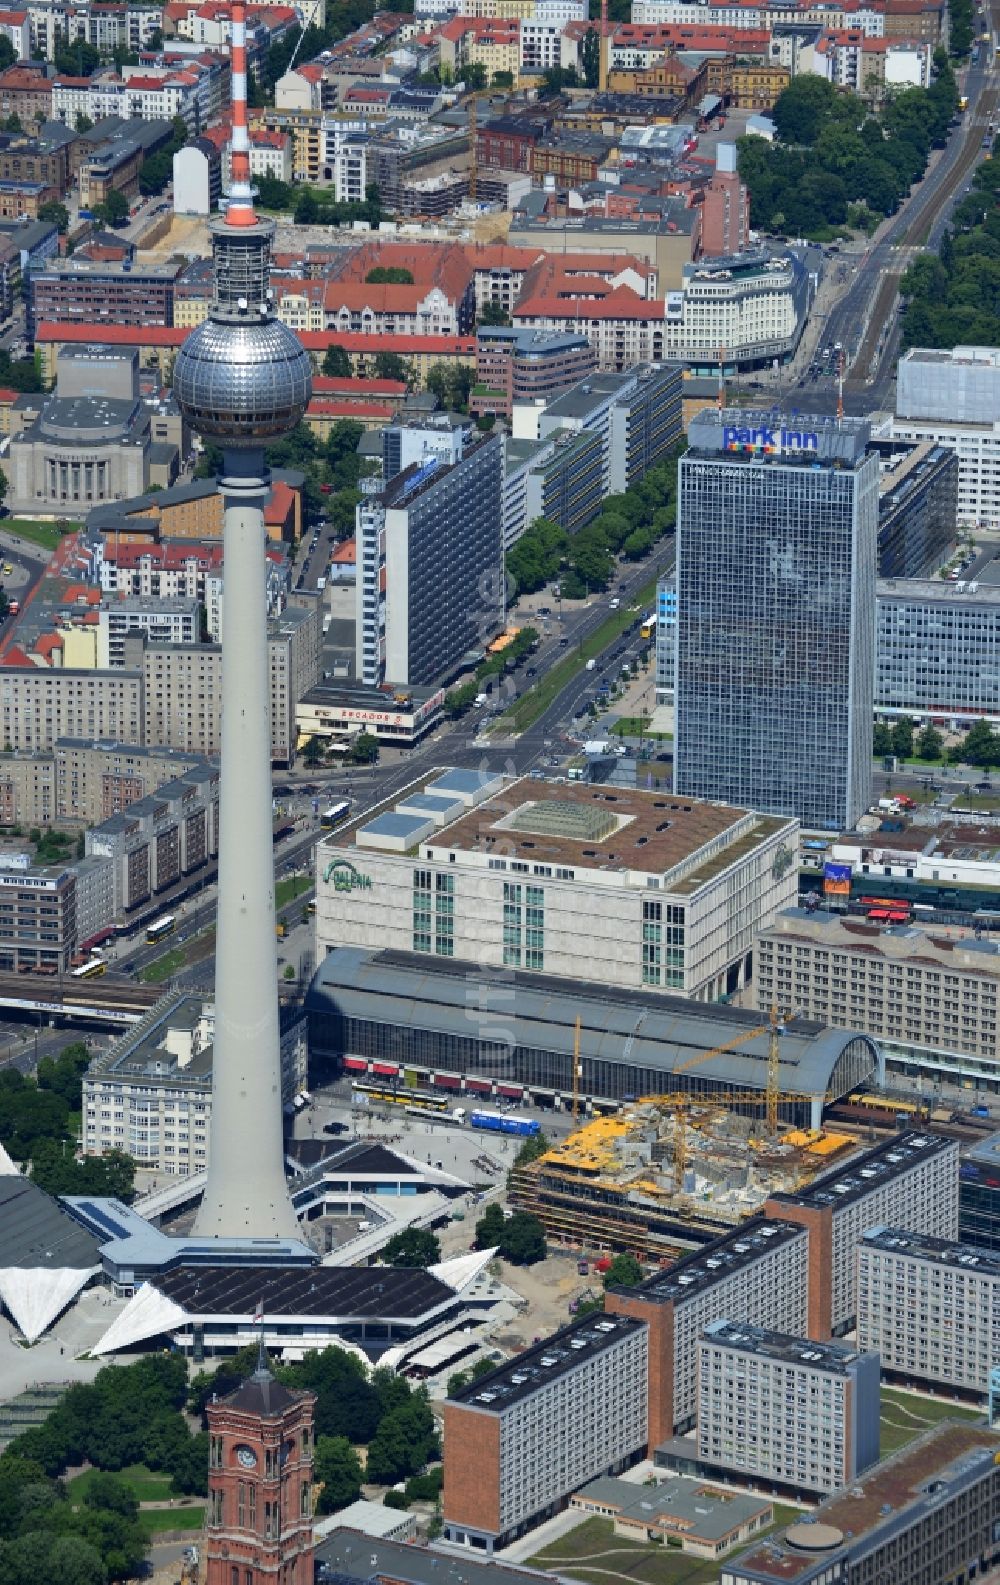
[509,1104,859,1262]
[509,1009,861,1260]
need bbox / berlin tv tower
[173,3,311,1239]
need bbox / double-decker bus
[146,914,176,945]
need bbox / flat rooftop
[877,577,1000,606]
[619,1217,807,1307]
[449,1312,645,1411]
[762,909,1000,968]
[317,1531,561,1585]
[768,1130,955,1214]
[702,1318,869,1374]
[575,1475,770,1543]
[384,774,786,885]
[860,1226,1000,1277]
[155,1262,455,1321]
[731,1423,999,1582]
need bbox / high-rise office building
[674,411,878,831]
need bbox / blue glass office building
[675,411,878,832]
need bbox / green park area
[528,1508,804,1585]
[2,518,81,553]
[879,1387,982,1458]
[276,873,312,909]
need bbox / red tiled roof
[307,399,395,419]
[264,478,296,524]
[0,13,28,25]
[515,286,664,321]
[104,542,226,570]
[0,644,31,666]
[294,60,325,81]
[33,632,63,657]
[38,323,188,346]
[332,538,356,564]
[312,376,407,396]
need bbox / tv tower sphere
[171,0,311,1243]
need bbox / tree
[498,1210,547,1266]
[917,724,944,761]
[38,201,69,234]
[313,1436,363,1513]
[54,39,100,75]
[601,1252,643,1289]
[0,1531,105,1585]
[294,187,318,225]
[347,732,378,765]
[365,1392,437,1484]
[365,266,414,284]
[581,26,600,87]
[322,344,352,378]
[381,1228,441,1268]
[95,189,128,227]
[475,1202,505,1250]
[372,351,411,384]
[958,718,1000,768]
[74,113,93,132]
[890,717,914,759]
[478,301,510,326]
[256,173,293,211]
[383,1488,410,1509]
[81,1472,138,1522]
[0,35,15,70]
[462,62,488,89]
[873,720,893,757]
[302,734,325,767]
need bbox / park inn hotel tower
[674,411,878,833]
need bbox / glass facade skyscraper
[674,410,878,831]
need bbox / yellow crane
[638,1006,809,1186]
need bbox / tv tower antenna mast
[173,0,311,1240]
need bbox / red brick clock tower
[205,1350,316,1585]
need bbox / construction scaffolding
[509,1104,857,1262]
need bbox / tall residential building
[892,345,1000,527]
[697,1320,880,1496]
[356,426,502,688]
[764,1129,960,1338]
[97,596,200,667]
[606,1218,810,1444]
[674,411,878,831]
[442,1313,649,1553]
[857,1227,1000,1398]
[536,363,682,495]
[0,665,143,752]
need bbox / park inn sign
[323,858,372,892]
[723,424,819,455]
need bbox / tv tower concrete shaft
[173,0,311,1240]
[195,455,300,1240]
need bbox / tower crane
[637,1006,815,1186]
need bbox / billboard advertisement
[823,861,852,897]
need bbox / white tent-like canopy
[0,1176,101,1342]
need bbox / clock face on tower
[235,1445,258,1469]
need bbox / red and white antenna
[226,0,256,228]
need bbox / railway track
[848,82,1000,383]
